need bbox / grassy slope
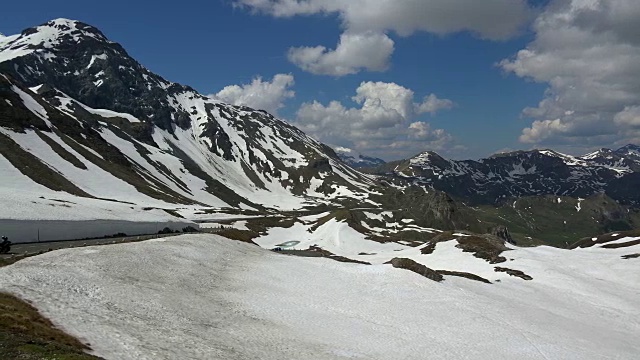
[472,195,640,247]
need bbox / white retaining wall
[0,219,198,243]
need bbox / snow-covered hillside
[1,234,638,359]
[0,19,377,232]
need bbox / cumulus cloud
[408,122,449,141]
[288,32,394,76]
[235,0,533,76]
[293,81,454,159]
[501,0,640,149]
[211,73,295,115]
[416,94,455,115]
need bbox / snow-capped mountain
[580,144,640,172]
[373,147,640,206]
[334,147,385,169]
[0,19,376,213]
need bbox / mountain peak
[581,148,614,162]
[488,149,529,159]
[0,18,111,63]
[409,151,447,166]
[0,18,191,132]
[27,18,108,39]
[617,144,640,153]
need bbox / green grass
[472,195,640,248]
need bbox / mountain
[0,19,377,215]
[369,147,640,206]
[334,147,385,169]
[581,144,640,172]
[1,18,638,246]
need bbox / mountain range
[369,145,640,207]
[1,18,639,247]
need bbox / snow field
[254,218,407,256]
[0,234,637,359]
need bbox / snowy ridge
[578,144,640,173]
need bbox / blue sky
[3,0,639,161]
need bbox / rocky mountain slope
[371,146,640,206]
[0,19,376,214]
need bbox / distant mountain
[334,147,385,169]
[580,144,640,172]
[368,147,640,206]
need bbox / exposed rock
[436,270,492,284]
[601,239,640,249]
[494,267,533,280]
[388,258,492,284]
[490,225,515,245]
[388,258,443,282]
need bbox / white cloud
[288,32,394,76]
[333,146,352,153]
[235,0,533,76]
[235,0,532,39]
[211,73,295,115]
[408,122,448,141]
[293,81,454,159]
[353,81,415,120]
[416,94,455,115]
[501,0,640,148]
[614,106,640,128]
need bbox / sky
[2,0,640,161]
